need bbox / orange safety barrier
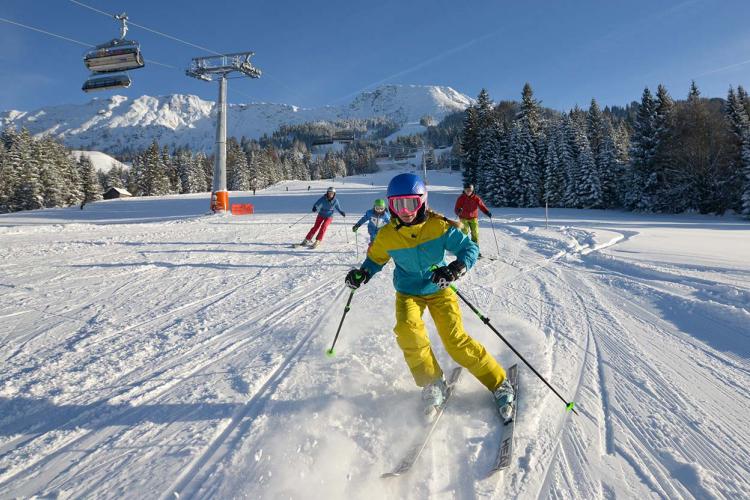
[231,203,254,215]
[211,190,229,213]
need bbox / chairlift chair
[84,40,144,73]
[82,74,132,93]
[81,12,143,93]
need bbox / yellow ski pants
[393,288,506,391]
[460,218,480,244]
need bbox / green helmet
[374,198,386,209]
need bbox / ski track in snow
[0,171,748,499]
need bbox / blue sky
[1,0,749,112]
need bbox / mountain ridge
[1,84,472,155]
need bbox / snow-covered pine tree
[485,120,510,207]
[461,105,481,188]
[142,141,170,196]
[597,117,624,208]
[625,87,658,211]
[0,137,12,213]
[190,152,208,193]
[569,116,602,208]
[477,118,499,199]
[35,137,64,208]
[562,114,580,207]
[227,139,251,190]
[518,83,542,136]
[246,151,260,191]
[587,99,604,160]
[507,84,544,207]
[688,80,701,101]
[0,130,17,212]
[78,154,102,204]
[544,119,567,207]
[195,151,212,190]
[10,129,43,212]
[128,153,145,196]
[58,146,83,206]
[738,86,750,120]
[727,86,750,216]
[105,165,126,190]
[508,120,540,207]
[725,87,750,138]
[742,133,750,217]
[175,150,192,194]
[162,145,179,194]
[650,84,677,212]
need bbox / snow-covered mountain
[70,150,129,173]
[1,85,471,155]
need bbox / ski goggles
[389,194,426,217]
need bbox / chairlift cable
[68,0,223,56]
[3,10,255,101]
[67,0,293,103]
[0,17,92,47]
[0,16,178,70]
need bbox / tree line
[0,128,102,213]
[0,128,383,212]
[461,82,750,216]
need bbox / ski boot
[298,239,313,247]
[311,240,321,248]
[493,378,515,422]
[421,375,448,421]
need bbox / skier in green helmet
[353,198,391,249]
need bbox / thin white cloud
[694,58,750,78]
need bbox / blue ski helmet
[387,173,426,198]
[387,173,428,225]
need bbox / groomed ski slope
[0,169,748,499]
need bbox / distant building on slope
[103,187,132,200]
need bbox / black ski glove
[486,211,493,218]
[431,261,467,289]
[312,206,318,212]
[341,212,346,217]
[345,268,370,289]
[352,224,359,232]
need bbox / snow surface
[70,150,129,173]
[0,169,748,499]
[1,85,471,155]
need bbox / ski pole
[489,217,501,257]
[455,285,577,415]
[288,212,311,229]
[429,267,577,415]
[326,287,356,357]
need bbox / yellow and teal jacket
[361,213,479,296]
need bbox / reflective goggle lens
[389,195,424,216]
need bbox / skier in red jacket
[454,184,492,256]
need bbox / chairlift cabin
[333,131,354,143]
[82,74,132,93]
[312,136,334,146]
[84,40,144,73]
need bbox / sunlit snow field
[1,169,748,499]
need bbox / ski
[381,366,463,478]
[489,363,519,474]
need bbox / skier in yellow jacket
[345,173,514,419]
